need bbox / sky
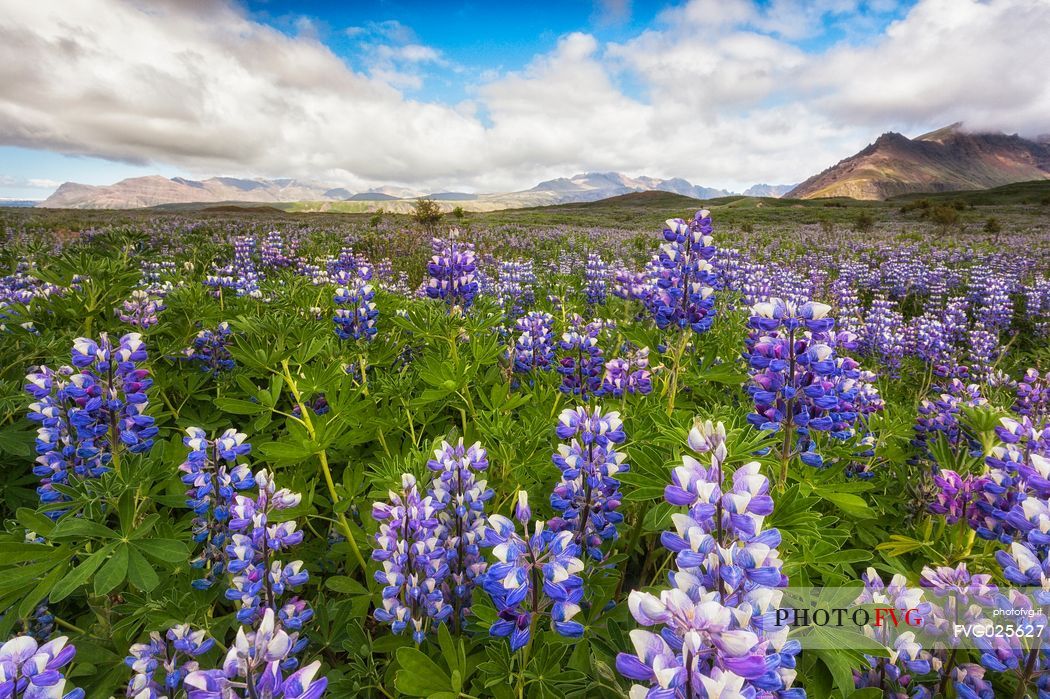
[1,0,1049,199]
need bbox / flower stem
[1013,646,1040,699]
[280,360,368,576]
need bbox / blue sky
[2,0,1045,199]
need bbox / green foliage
[851,210,875,233]
[413,198,444,228]
[0,202,1045,698]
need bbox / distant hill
[41,176,345,209]
[0,199,40,207]
[528,172,731,201]
[742,184,794,198]
[787,124,1050,200]
[39,171,744,211]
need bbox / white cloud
[0,0,1047,193]
[808,0,1050,135]
[0,175,60,190]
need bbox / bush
[928,204,959,229]
[852,211,875,233]
[984,216,1002,235]
[369,207,386,228]
[412,198,443,227]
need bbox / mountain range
[32,124,1050,209]
[787,124,1050,200]
[38,172,775,211]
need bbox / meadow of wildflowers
[0,201,1048,698]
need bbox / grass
[888,179,1050,206]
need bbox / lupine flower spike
[480,492,586,651]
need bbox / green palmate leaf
[0,422,34,457]
[0,557,68,592]
[213,397,267,415]
[49,517,119,540]
[126,546,160,592]
[134,538,189,563]
[325,575,368,595]
[876,535,930,556]
[849,689,885,698]
[436,623,467,688]
[814,548,874,565]
[117,490,136,535]
[0,542,60,565]
[128,513,161,539]
[15,508,55,536]
[819,492,875,519]
[813,648,859,698]
[17,562,67,619]
[394,647,453,696]
[51,543,116,601]
[94,543,129,595]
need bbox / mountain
[0,199,40,207]
[38,172,737,210]
[40,176,350,209]
[527,172,731,202]
[787,124,1050,200]
[742,184,794,198]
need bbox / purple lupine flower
[21,600,54,643]
[24,333,157,513]
[182,323,235,375]
[479,509,585,651]
[0,635,84,699]
[183,610,327,699]
[913,379,987,458]
[511,311,555,376]
[584,253,608,306]
[994,416,1050,458]
[372,473,451,643]
[549,407,628,560]
[513,491,531,526]
[618,420,802,698]
[426,229,478,312]
[231,236,262,299]
[862,294,905,374]
[851,569,934,697]
[602,346,651,397]
[966,322,1002,383]
[224,469,311,641]
[126,625,214,698]
[919,563,998,643]
[648,211,718,335]
[179,427,256,590]
[496,259,535,318]
[259,230,296,269]
[1015,369,1050,425]
[333,265,378,342]
[611,267,652,305]
[928,469,982,525]
[427,440,494,625]
[745,299,879,470]
[557,317,605,400]
[117,289,165,329]
[24,366,82,512]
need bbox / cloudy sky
[1,0,1048,199]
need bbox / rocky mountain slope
[787,124,1050,200]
